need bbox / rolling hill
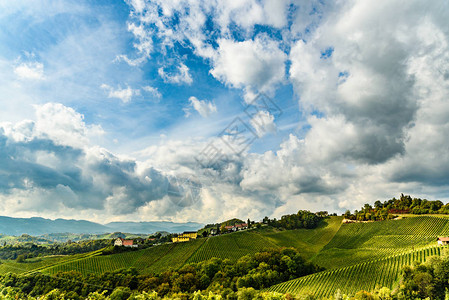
[0,216,202,235]
[0,216,343,276]
[1,215,448,298]
[267,245,443,298]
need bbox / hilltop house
[114,237,138,248]
[172,231,198,243]
[437,237,449,246]
[225,223,248,232]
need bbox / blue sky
[0,1,448,223]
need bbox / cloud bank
[1,1,449,224]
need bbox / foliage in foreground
[2,253,449,299]
[0,248,321,299]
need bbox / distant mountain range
[0,216,203,236]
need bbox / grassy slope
[263,216,343,260]
[0,250,104,275]
[268,246,444,298]
[270,216,449,297]
[2,216,342,276]
[2,215,449,297]
[313,216,449,269]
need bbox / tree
[343,210,351,219]
[374,200,383,210]
[247,218,251,229]
[16,254,25,263]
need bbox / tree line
[344,193,449,221]
[262,210,323,230]
[0,239,111,260]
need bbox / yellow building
[172,231,198,243]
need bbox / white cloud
[158,63,193,85]
[211,35,286,99]
[3,0,449,223]
[14,62,44,80]
[127,0,146,14]
[116,0,449,217]
[249,111,276,137]
[34,103,104,148]
[142,85,162,99]
[101,84,140,103]
[186,96,217,118]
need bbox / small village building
[225,223,248,232]
[437,237,449,246]
[172,231,198,243]
[114,237,138,247]
[225,225,234,232]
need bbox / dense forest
[344,194,449,221]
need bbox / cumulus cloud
[211,36,287,98]
[3,0,449,223]
[0,103,172,219]
[249,111,277,137]
[118,0,449,216]
[186,96,217,118]
[14,61,44,80]
[101,84,140,103]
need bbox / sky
[0,0,448,224]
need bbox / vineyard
[186,231,276,263]
[0,250,104,275]
[312,216,449,269]
[263,216,342,259]
[20,217,341,276]
[1,215,448,298]
[268,245,444,298]
[40,239,206,276]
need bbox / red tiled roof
[438,237,449,242]
[123,240,134,246]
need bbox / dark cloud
[0,130,171,213]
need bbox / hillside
[267,215,449,297]
[312,216,449,269]
[0,217,342,276]
[267,245,443,298]
[2,215,447,298]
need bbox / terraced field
[312,216,449,269]
[4,216,338,276]
[186,230,277,263]
[0,250,104,275]
[268,246,443,298]
[5,214,445,298]
[42,239,206,276]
